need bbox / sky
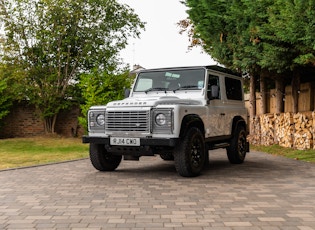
[118,0,216,69]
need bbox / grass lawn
[0,137,89,170]
[251,144,315,163]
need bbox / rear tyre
[174,127,206,177]
[227,125,247,164]
[89,143,122,171]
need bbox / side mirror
[211,85,219,98]
[208,85,219,100]
[124,88,131,98]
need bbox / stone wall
[0,102,84,138]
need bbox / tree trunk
[43,114,57,134]
[260,72,267,114]
[291,71,300,113]
[275,77,284,113]
[249,74,256,135]
[249,74,256,118]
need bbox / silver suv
[83,66,249,177]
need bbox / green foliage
[260,0,315,70]
[0,0,144,133]
[78,69,133,132]
[0,62,22,124]
[184,0,315,74]
[184,0,234,67]
[0,78,11,122]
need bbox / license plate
[110,137,140,146]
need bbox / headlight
[96,114,105,126]
[89,112,96,127]
[88,110,105,131]
[155,113,167,126]
[152,109,173,134]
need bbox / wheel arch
[231,116,247,136]
[230,116,249,152]
[179,114,205,138]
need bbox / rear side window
[225,77,243,100]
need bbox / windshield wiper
[145,87,168,93]
[173,85,199,92]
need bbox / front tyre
[174,127,206,177]
[227,125,247,164]
[89,143,122,171]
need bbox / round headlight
[96,114,105,126]
[155,113,166,126]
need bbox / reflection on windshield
[133,68,205,92]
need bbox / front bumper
[82,136,180,147]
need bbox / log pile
[249,111,315,150]
[274,113,293,148]
[260,114,275,146]
[293,112,313,150]
[248,116,261,145]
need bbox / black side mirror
[124,88,131,98]
[211,85,219,98]
[208,85,220,100]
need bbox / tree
[79,68,133,133]
[258,0,315,113]
[181,0,315,114]
[0,61,25,126]
[180,0,271,117]
[0,78,11,123]
[0,0,144,133]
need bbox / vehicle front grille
[105,110,150,132]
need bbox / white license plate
[110,137,140,146]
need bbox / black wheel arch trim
[231,116,250,152]
[179,114,205,138]
[231,116,248,135]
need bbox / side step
[209,143,230,150]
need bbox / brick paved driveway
[0,150,314,230]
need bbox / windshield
[133,68,205,92]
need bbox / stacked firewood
[274,113,293,148]
[260,114,275,146]
[249,111,315,150]
[293,112,313,150]
[248,116,261,145]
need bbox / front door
[205,74,229,138]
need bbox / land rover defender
[82,65,249,177]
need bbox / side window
[207,75,220,99]
[225,77,243,100]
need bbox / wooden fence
[245,82,315,115]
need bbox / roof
[138,65,241,77]
[129,65,145,75]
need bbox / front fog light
[96,114,105,126]
[155,113,166,126]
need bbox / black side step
[209,143,230,150]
